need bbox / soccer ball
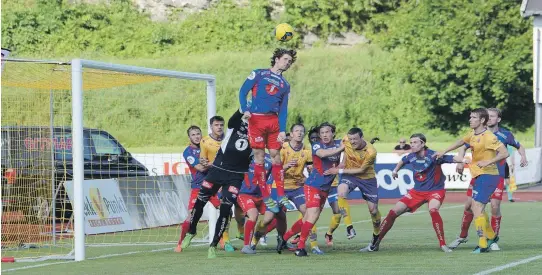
[275,23,294,42]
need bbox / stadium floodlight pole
[71,59,85,261]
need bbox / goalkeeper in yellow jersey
[324,127,381,250]
[436,108,508,253]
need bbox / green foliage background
[1,0,536,149]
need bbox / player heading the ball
[239,48,297,213]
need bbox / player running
[239,48,297,213]
[450,108,528,251]
[175,125,221,252]
[295,122,344,257]
[181,109,253,259]
[436,108,508,253]
[324,128,381,251]
[361,133,467,253]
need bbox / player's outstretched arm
[391,160,405,180]
[435,139,466,158]
[315,144,345,158]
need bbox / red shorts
[466,177,505,201]
[248,114,281,150]
[304,185,329,209]
[399,189,446,213]
[237,194,266,215]
[188,188,220,210]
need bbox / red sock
[491,216,502,236]
[254,163,270,198]
[429,208,446,247]
[266,218,277,234]
[272,164,285,197]
[178,220,189,245]
[460,211,474,238]
[244,220,256,246]
[298,221,314,250]
[378,210,398,243]
[284,218,303,241]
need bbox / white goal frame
[71,59,217,261]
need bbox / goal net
[1,58,218,262]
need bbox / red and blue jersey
[493,128,521,177]
[465,127,520,177]
[183,145,206,189]
[240,154,273,197]
[239,69,290,132]
[401,149,456,191]
[306,140,341,191]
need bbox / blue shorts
[285,187,306,209]
[327,186,338,204]
[472,174,500,204]
[340,175,379,204]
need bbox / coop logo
[376,167,415,196]
[85,187,128,227]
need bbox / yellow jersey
[462,130,503,178]
[278,142,312,190]
[200,135,223,164]
[343,136,377,179]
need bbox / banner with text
[117,175,191,229]
[64,179,134,235]
[133,150,539,200]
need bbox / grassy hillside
[1,45,535,153]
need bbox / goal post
[71,59,217,261]
[1,57,219,263]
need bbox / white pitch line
[472,254,542,275]
[3,204,463,273]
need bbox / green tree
[283,0,400,37]
[370,0,533,133]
